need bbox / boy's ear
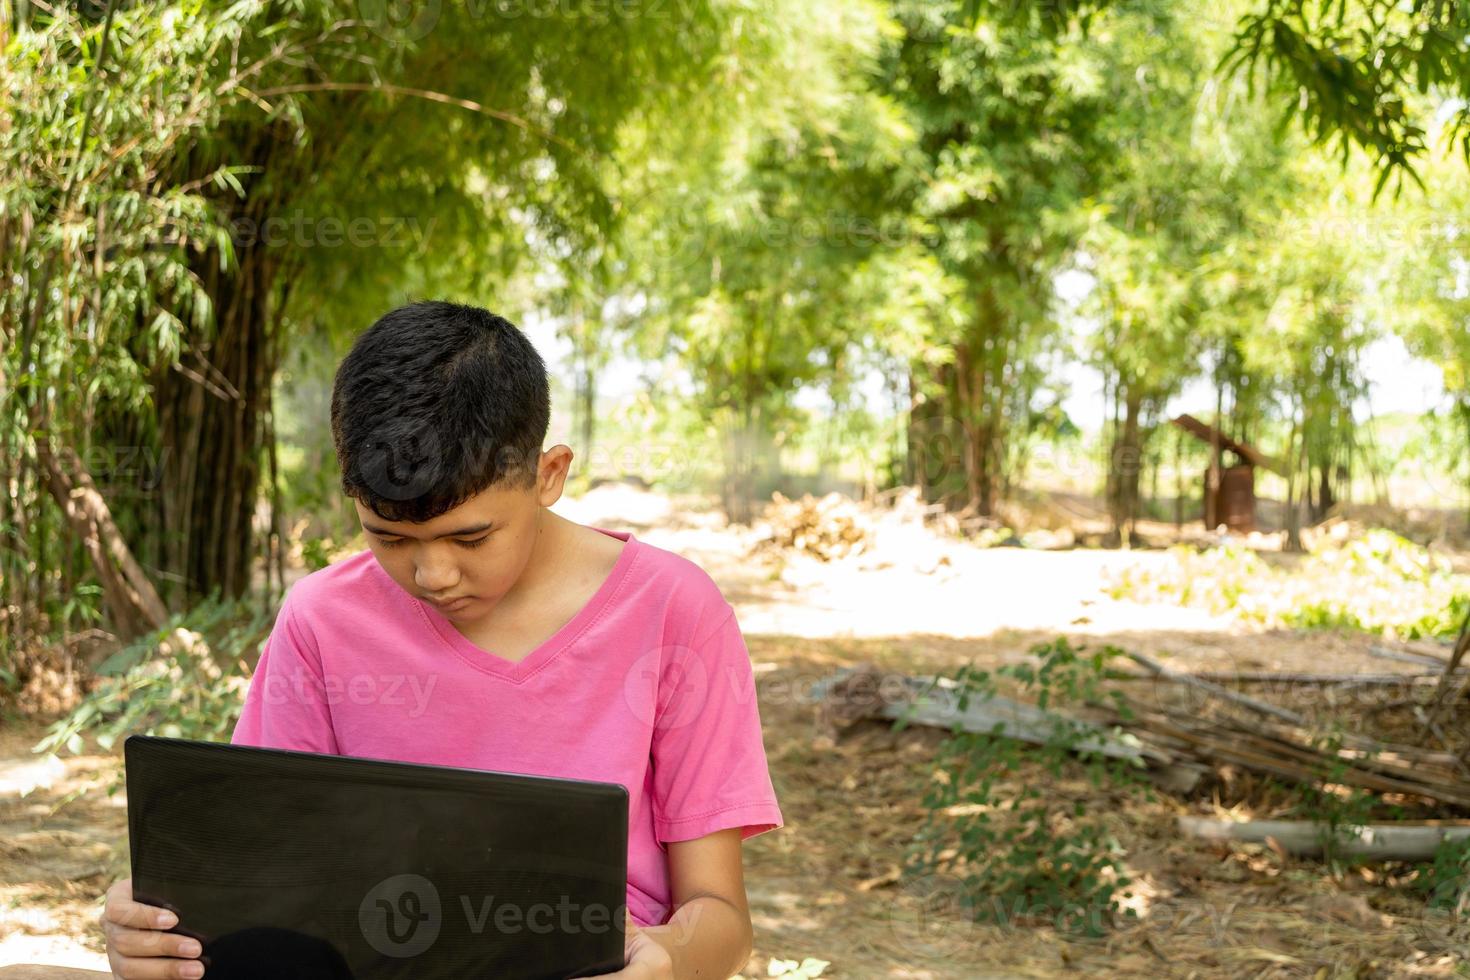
[535,445,574,506]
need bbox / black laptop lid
[125,735,628,980]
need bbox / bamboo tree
[2,0,793,675]
[881,0,1127,516]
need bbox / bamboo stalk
[1111,669,1450,686]
[1422,606,1470,735]
[1368,644,1451,668]
[1126,709,1470,808]
[1179,816,1470,860]
[1121,649,1308,725]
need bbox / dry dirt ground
[4,486,1470,978]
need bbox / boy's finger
[108,924,203,959]
[104,896,178,929]
[108,953,205,979]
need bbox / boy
[98,301,784,980]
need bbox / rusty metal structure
[1170,414,1285,533]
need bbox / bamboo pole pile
[754,491,873,561]
[814,661,1470,812]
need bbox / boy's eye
[375,535,491,549]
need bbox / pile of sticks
[813,645,1470,813]
[1110,649,1470,809]
[754,491,873,561]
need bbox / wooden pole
[1179,816,1470,861]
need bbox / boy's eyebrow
[362,521,495,540]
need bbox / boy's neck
[502,508,577,605]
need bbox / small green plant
[1400,591,1470,642]
[1107,529,1470,642]
[34,592,273,784]
[973,526,1017,548]
[1293,748,1386,875]
[301,538,335,571]
[1410,836,1470,916]
[53,582,106,631]
[898,638,1152,938]
[1105,542,1267,614]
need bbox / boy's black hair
[331,300,551,523]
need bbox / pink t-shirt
[229,527,783,927]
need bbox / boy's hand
[595,911,674,980]
[101,878,205,979]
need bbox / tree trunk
[1313,461,1336,522]
[142,128,294,607]
[1103,383,1144,548]
[1114,387,1143,548]
[570,308,597,471]
[956,337,1000,518]
[719,411,760,527]
[1207,371,1224,531]
[1173,423,1184,531]
[1284,398,1306,553]
[28,402,168,641]
[147,236,279,606]
[577,362,595,471]
[908,361,952,504]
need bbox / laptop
[124,735,629,980]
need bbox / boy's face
[353,446,572,622]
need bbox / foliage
[882,0,1127,510]
[298,538,334,572]
[5,0,1469,679]
[1282,531,1470,638]
[1105,542,1272,614]
[1378,155,1470,508]
[1410,835,1470,916]
[3,0,792,657]
[899,638,1152,936]
[33,593,270,764]
[607,0,941,519]
[1106,532,1470,640]
[1221,0,1470,195]
[1069,0,1307,540]
[1,0,274,666]
[1291,729,1399,875]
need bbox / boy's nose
[413,561,460,594]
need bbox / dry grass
[4,636,1470,978]
[742,638,1470,979]
[7,485,1470,977]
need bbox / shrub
[899,638,1151,937]
[35,593,271,766]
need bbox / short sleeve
[230,592,340,755]
[650,609,784,844]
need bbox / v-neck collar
[400,527,639,684]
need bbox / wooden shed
[1169,414,1285,533]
